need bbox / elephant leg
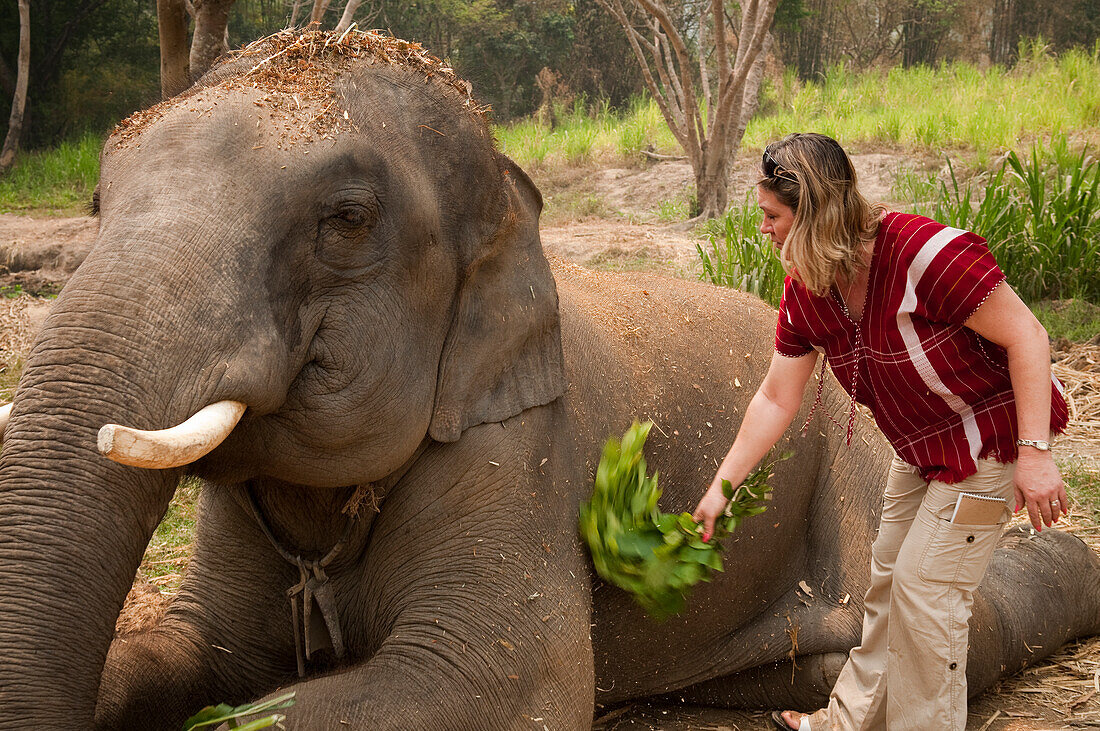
[96,623,223,730]
[96,486,302,730]
[673,527,1100,716]
[247,628,595,731]
[966,527,1100,696]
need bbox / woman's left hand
[1014,450,1068,530]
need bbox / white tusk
[98,400,246,469]
[0,402,11,439]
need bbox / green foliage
[914,138,1100,303]
[695,191,786,308]
[747,45,1100,152]
[183,692,295,730]
[0,132,101,215]
[1032,300,1100,342]
[137,478,202,592]
[1061,457,1100,527]
[496,95,678,169]
[0,354,23,405]
[0,0,160,147]
[579,421,786,619]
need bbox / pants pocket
[916,519,1002,589]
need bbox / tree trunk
[289,0,305,28]
[598,0,777,221]
[158,0,192,99]
[695,152,730,220]
[0,0,30,174]
[309,0,333,26]
[190,0,235,83]
[334,0,364,32]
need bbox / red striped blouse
[775,212,1069,484]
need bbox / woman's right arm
[693,350,818,540]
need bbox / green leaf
[184,694,297,730]
[578,422,792,619]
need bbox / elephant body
[0,32,1097,729]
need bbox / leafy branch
[579,420,789,619]
[183,692,296,730]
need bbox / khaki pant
[808,457,1016,731]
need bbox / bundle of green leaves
[183,692,295,730]
[579,421,786,619]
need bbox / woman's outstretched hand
[692,481,730,543]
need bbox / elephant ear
[429,156,566,443]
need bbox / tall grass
[747,42,1100,154]
[914,138,1100,303]
[496,96,679,170]
[0,132,101,215]
[498,42,1100,171]
[695,191,785,308]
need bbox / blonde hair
[759,133,884,296]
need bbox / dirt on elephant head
[112,29,485,151]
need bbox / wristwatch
[1016,438,1051,451]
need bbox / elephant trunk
[0,374,181,727]
[0,225,276,727]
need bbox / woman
[692,133,1069,731]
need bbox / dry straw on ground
[1053,342,1100,433]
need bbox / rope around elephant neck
[245,483,355,568]
[245,483,356,677]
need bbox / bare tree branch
[594,0,688,149]
[288,0,304,27]
[597,0,779,218]
[698,0,711,114]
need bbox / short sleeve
[919,230,1006,324]
[775,276,814,358]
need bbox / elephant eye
[329,201,374,229]
[315,189,383,273]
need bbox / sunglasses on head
[762,147,799,183]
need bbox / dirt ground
[0,152,1097,730]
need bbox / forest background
[1,0,1098,150]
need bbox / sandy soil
[1,153,1097,730]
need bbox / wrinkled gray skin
[0,47,1098,730]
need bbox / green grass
[497,96,680,170]
[137,477,202,592]
[0,355,23,404]
[747,42,1100,154]
[1061,457,1100,525]
[1033,300,1100,342]
[584,247,662,272]
[695,190,786,308]
[0,132,101,215]
[541,189,613,223]
[498,43,1100,173]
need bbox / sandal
[770,710,807,730]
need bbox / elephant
[0,30,1097,730]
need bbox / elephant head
[0,31,564,726]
